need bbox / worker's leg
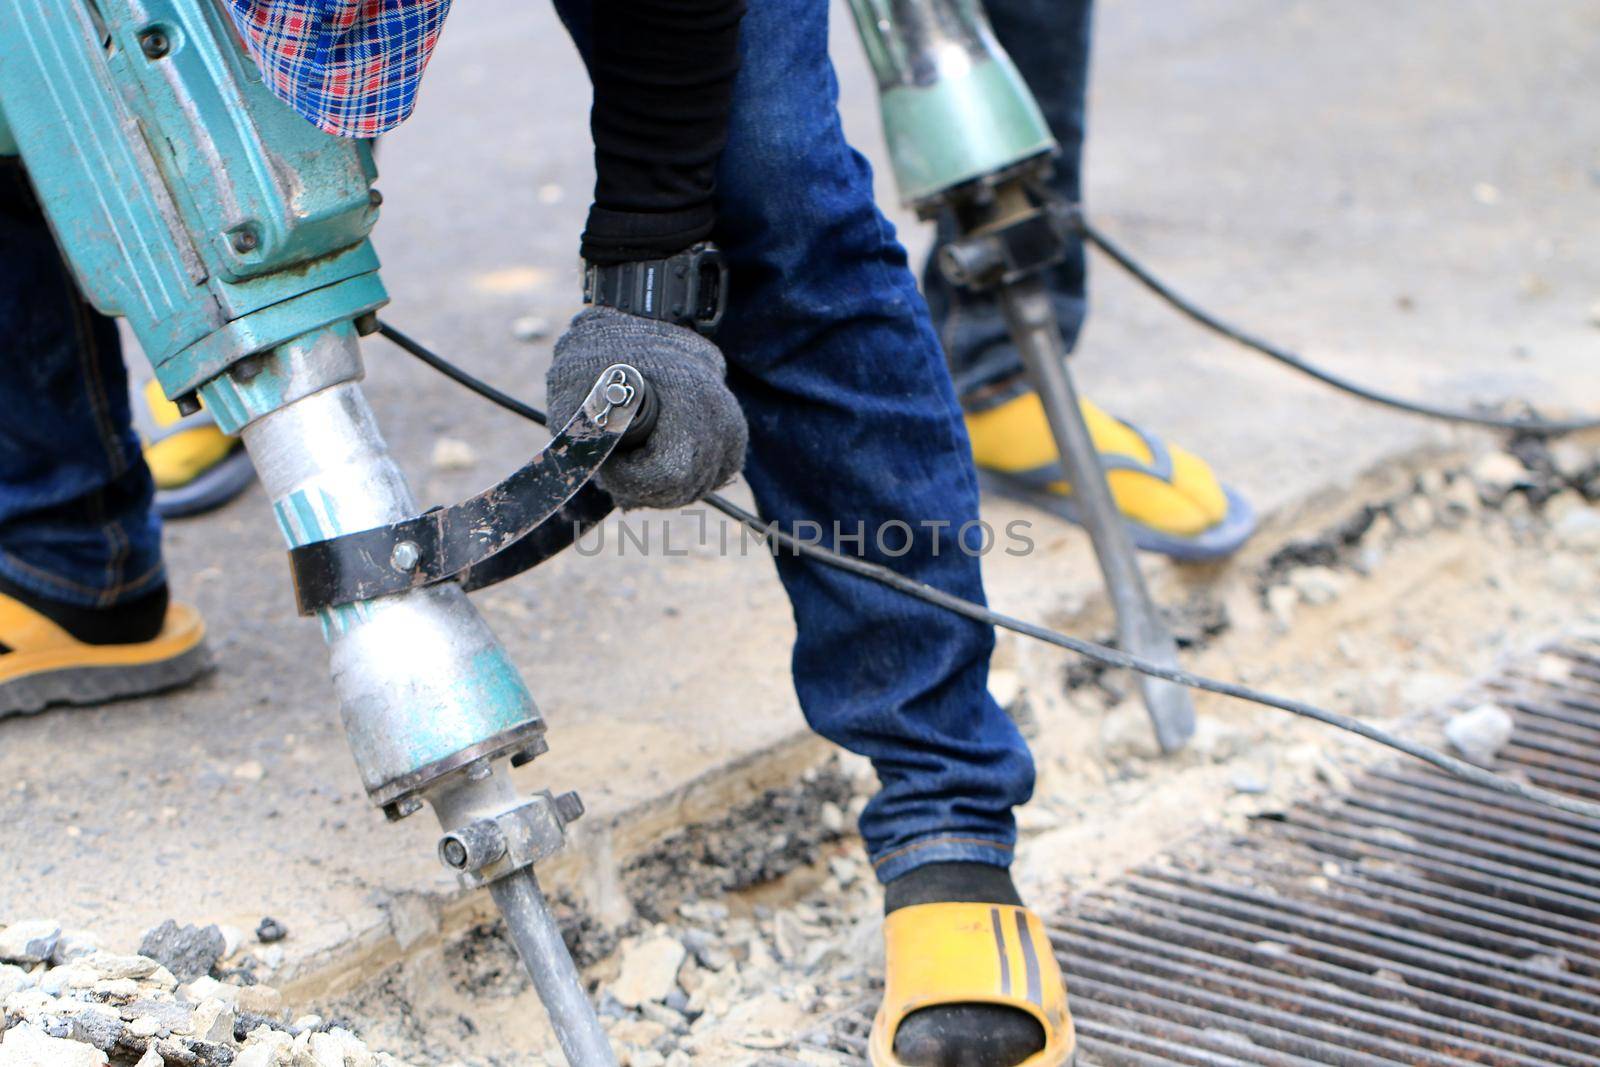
[552,1,1058,1064]
[0,159,205,716]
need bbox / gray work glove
[546,306,748,510]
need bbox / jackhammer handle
[617,376,659,451]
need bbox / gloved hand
[546,306,748,510]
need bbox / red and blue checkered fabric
[222,0,452,138]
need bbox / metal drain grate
[800,637,1600,1066]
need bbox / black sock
[0,574,168,647]
[885,863,1046,1067]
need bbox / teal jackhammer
[847,0,1197,753]
[0,3,640,1063]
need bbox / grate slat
[812,639,1600,1064]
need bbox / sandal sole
[0,642,212,718]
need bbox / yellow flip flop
[966,391,1255,562]
[870,902,1077,1067]
[140,378,255,518]
[0,590,210,717]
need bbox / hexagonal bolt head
[390,540,421,572]
[437,820,508,872]
[139,30,171,59]
[554,791,585,825]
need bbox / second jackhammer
[847,0,1198,753]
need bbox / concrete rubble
[0,920,409,1067]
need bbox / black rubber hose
[1077,219,1600,436]
[375,320,1600,822]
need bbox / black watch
[583,242,728,336]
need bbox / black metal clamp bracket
[287,364,650,615]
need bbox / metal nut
[230,226,260,254]
[554,791,585,824]
[390,541,421,572]
[139,30,170,59]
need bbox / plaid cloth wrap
[222,0,452,138]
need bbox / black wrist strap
[583,242,728,335]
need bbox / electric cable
[1076,218,1600,436]
[375,320,1600,822]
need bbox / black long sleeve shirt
[579,0,746,264]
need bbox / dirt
[9,436,1599,1067]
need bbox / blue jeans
[932,0,1095,412]
[0,0,1036,881]
[0,159,164,608]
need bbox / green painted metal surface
[878,58,1054,205]
[845,0,1056,206]
[0,0,384,393]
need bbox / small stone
[232,760,266,782]
[92,978,139,1000]
[1439,479,1479,522]
[818,802,846,836]
[430,437,477,471]
[255,918,288,945]
[1265,585,1298,631]
[217,925,246,960]
[0,963,35,1000]
[128,1016,162,1039]
[49,931,99,966]
[1551,441,1595,483]
[176,976,236,1007]
[611,936,688,1008]
[1289,566,1347,606]
[1553,506,1600,551]
[234,983,284,1017]
[1229,771,1268,796]
[0,921,62,964]
[38,964,98,995]
[307,1030,376,1067]
[1444,703,1516,767]
[511,315,553,343]
[1470,452,1529,504]
[139,922,225,982]
[0,1024,108,1065]
[82,952,161,981]
[628,1050,666,1067]
[135,1046,164,1067]
[189,999,236,1043]
[1391,495,1435,536]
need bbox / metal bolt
[230,226,259,254]
[174,393,202,417]
[554,791,585,824]
[465,759,492,782]
[603,381,632,406]
[139,29,170,59]
[440,838,469,869]
[231,354,265,383]
[383,796,424,822]
[390,541,421,572]
[353,312,380,336]
[509,737,549,768]
[437,820,507,872]
[368,189,384,207]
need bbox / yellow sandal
[0,590,209,718]
[870,902,1077,1067]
